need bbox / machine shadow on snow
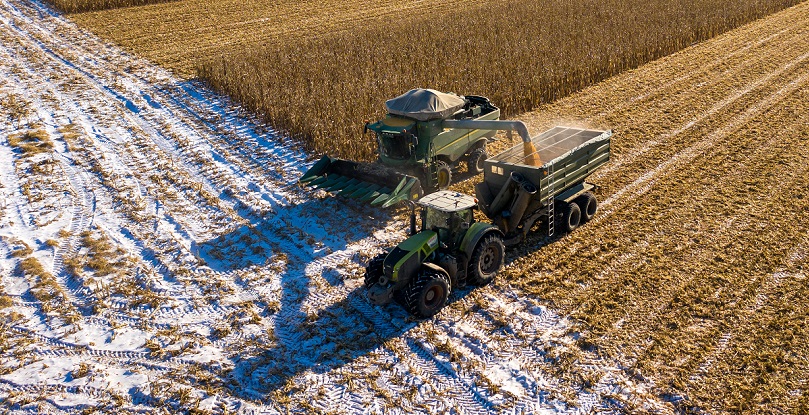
[193,200,493,399]
[193,197,424,397]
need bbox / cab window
[425,208,450,230]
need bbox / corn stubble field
[0,0,807,413]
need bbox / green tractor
[365,191,505,317]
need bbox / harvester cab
[365,117,418,162]
[365,191,505,317]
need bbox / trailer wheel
[466,147,488,175]
[364,252,387,288]
[436,160,452,190]
[575,192,598,223]
[557,201,581,233]
[403,267,451,318]
[468,233,505,285]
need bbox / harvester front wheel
[468,233,505,285]
[436,160,452,190]
[364,252,387,288]
[404,267,451,318]
[557,201,581,233]
[575,192,598,223]
[467,147,488,175]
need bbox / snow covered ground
[0,0,672,413]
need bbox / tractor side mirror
[409,202,417,235]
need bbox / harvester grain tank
[299,89,544,207]
[366,126,611,317]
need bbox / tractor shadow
[223,272,480,403]
[194,196,437,400]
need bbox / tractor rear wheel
[364,252,387,288]
[466,147,488,175]
[403,267,451,318]
[557,201,581,233]
[436,160,452,190]
[468,233,505,286]
[575,192,598,223]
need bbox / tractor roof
[417,191,477,212]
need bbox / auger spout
[441,119,542,166]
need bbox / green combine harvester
[299,88,542,207]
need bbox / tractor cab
[412,191,477,250]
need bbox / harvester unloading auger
[299,89,542,207]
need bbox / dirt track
[1,0,808,413]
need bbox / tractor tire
[557,201,581,233]
[436,160,452,190]
[467,233,505,286]
[466,147,488,175]
[575,192,598,223]
[403,267,451,318]
[364,252,387,288]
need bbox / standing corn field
[195,0,803,161]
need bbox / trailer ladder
[546,162,555,237]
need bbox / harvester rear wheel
[436,160,452,190]
[575,192,598,223]
[467,147,488,175]
[364,252,387,288]
[404,267,451,318]
[557,201,581,233]
[468,233,505,285]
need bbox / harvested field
[459,2,809,412]
[1,0,808,413]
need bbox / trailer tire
[575,192,598,223]
[468,233,505,286]
[467,147,488,175]
[364,252,387,288]
[436,160,452,190]
[557,201,581,233]
[404,267,451,318]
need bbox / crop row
[46,0,175,14]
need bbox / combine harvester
[365,126,612,317]
[299,88,542,207]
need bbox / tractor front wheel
[403,267,451,318]
[468,233,505,286]
[364,252,387,288]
